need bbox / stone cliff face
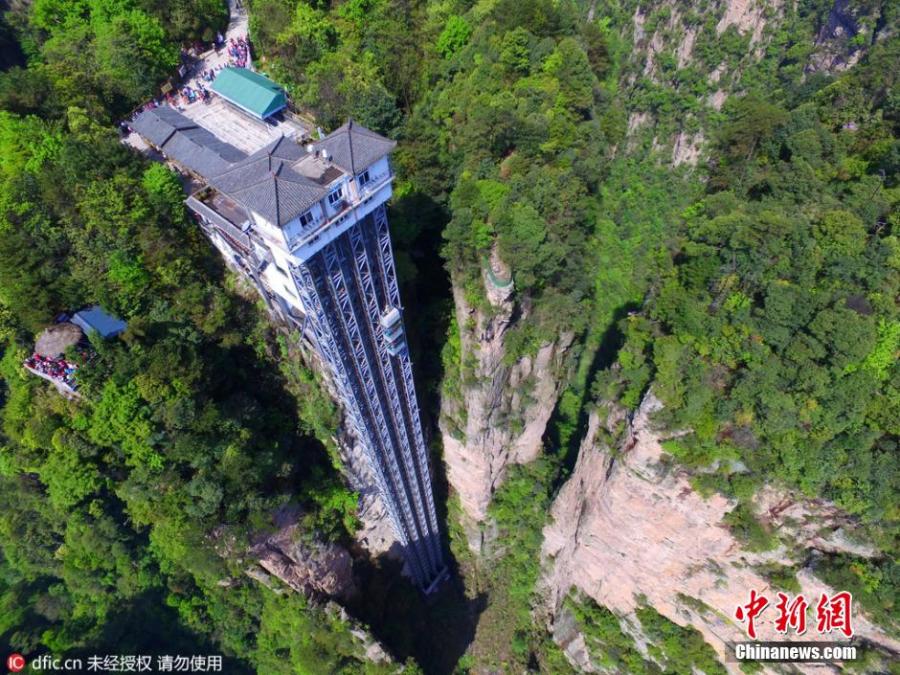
[440,258,573,545]
[806,0,894,75]
[539,394,899,673]
[244,506,358,601]
[621,0,888,165]
[624,0,789,164]
[334,427,407,565]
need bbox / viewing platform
[483,246,514,305]
[180,97,309,155]
[23,307,126,399]
[186,187,253,252]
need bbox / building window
[274,263,288,277]
[299,210,315,227]
[327,186,344,205]
[357,170,371,187]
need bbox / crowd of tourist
[224,35,250,68]
[124,33,253,118]
[23,353,78,390]
[180,82,211,104]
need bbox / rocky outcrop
[620,0,886,166]
[237,509,394,667]
[441,262,573,545]
[715,0,775,51]
[245,507,357,601]
[540,393,899,673]
[805,0,893,75]
[672,130,703,166]
[347,617,393,664]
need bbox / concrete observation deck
[179,97,308,155]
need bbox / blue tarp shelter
[71,306,127,339]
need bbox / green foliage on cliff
[814,553,898,630]
[567,595,725,674]
[0,5,371,669]
[466,458,576,673]
[424,8,609,346]
[255,594,400,674]
[603,41,899,561]
[567,595,655,673]
[635,605,726,675]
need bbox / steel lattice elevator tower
[131,108,451,591]
[293,206,445,589]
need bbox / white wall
[283,203,325,249]
[323,179,350,219]
[288,179,393,264]
[357,157,391,195]
[262,258,304,311]
[250,210,289,248]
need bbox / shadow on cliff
[345,426,486,673]
[348,551,487,674]
[341,192,486,674]
[544,300,642,486]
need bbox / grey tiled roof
[131,107,195,147]
[209,137,327,226]
[131,107,246,179]
[134,111,396,231]
[315,119,396,175]
[180,127,246,164]
[266,134,305,162]
[163,127,244,177]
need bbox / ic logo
[6,653,26,672]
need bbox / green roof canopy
[211,67,287,119]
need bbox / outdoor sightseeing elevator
[131,103,447,591]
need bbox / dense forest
[0,1,392,671]
[0,0,897,672]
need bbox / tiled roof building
[131,103,448,593]
[131,107,246,176]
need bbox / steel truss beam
[370,206,443,564]
[288,207,446,590]
[347,224,443,575]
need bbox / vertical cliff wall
[614,0,890,164]
[539,394,899,672]
[440,260,573,545]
